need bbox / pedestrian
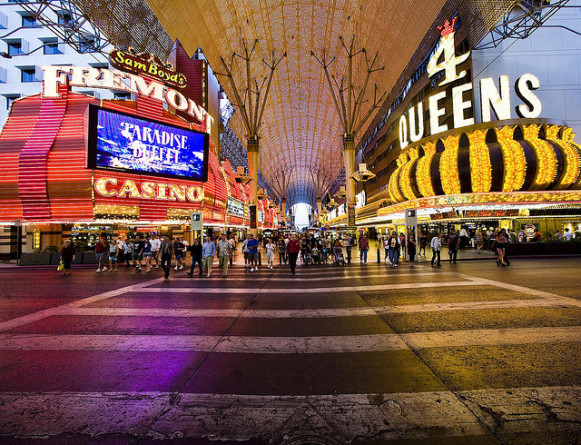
[60,238,75,276]
[388,231,400,267]
[228,235,235,266]
[134,234,145,272]
[358,233,369,264]
[430,232,442,267]
[124,238,134,267]
[494,229,509,266]
[108,238,119,272]
[246,233,259,271]
[202,235,216,278]
[447,228,460,264]
[186,238,203,277]
[475,229,484,252]
[383,236,390,262]
[564,228,574,241]
[266,238,275,269]
[407,234,416,268]
[173,237,185,270]
[345,234,353,264]
[150,235,160,268]
[159,235,173,279]
[287,233,301,275]
[242,234,250,269]
[116,236,126,265]
[419,232,427,256]
[459,226,469,249]
[278,237,287,264]
[217,234,230,277]
[95,236,107,272]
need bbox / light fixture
[352,163,376,182]
[335,186,346,199]
[257,188,268,200]
[233,166,251,184]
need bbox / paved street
[0,255,580,444]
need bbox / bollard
[377,246,381,263]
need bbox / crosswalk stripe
[139,281,479,294]
[1,326,579,353]
[170,272,445,282]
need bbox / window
[21,15,36,27]
[43,39,62,55]
[114,92,131,100]
[20,68,39,82]
[57,11,71,25]
[8,41,23,56]
[78,38,96,53]
[5,95,20,110]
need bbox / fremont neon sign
[399,18,542,149]
[41,66,214,134]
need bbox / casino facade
[0,47,283,260]
[324,11,581,240]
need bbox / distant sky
[293,203,311,227]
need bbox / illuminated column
[247,137,259,235]
[343,134,356,226]
[316,196,322,222]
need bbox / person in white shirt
[150,235,161,268]
[265,238,275,269]
[564,228,574,241]
[459,226,469,249]
[228,236,236,266]
[430,233,442,267]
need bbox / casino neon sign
[399,17,543,149]
[94,177,204,203]
[41,66,214,134]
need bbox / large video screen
[88,105,209,181]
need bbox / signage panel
[88,105,209,181]
[227,197,245,218]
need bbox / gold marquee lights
[495,126,526,192]
[388,123,581,204]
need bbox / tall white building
[0,0,118,130]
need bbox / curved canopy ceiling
[144,0,447,204]
[71,0,518,206]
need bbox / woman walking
[266,238,275,269]
[287,234,301,275]
[494,229,509,266]
[108,238,119,272]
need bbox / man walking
[202,236,216,278]
[159,235,173,279]
[388,231,400,267]
[246,233,259,272]
[431,232,442,267]
[447,228,460,264]
[217,234,230,277]
[358,234,369,264]
[186,238,203,276]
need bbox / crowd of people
[57,224,578,277]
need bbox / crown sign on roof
[438,17,457,37]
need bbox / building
[0,0,116,131]
[324,2,581,242]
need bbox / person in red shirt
[358,234,369,264]
[286,234,301,276]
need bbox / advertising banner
[88,105,209,181]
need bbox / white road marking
[1,326,579,353]
[0,277,167,334]
[402,326,581,349]
[138,281,479,294]
[171,272,445,282]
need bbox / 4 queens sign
[399,17,543,149]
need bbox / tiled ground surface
[0,255,580,444]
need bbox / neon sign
[399,18,542,149]
[41,66,214,134]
